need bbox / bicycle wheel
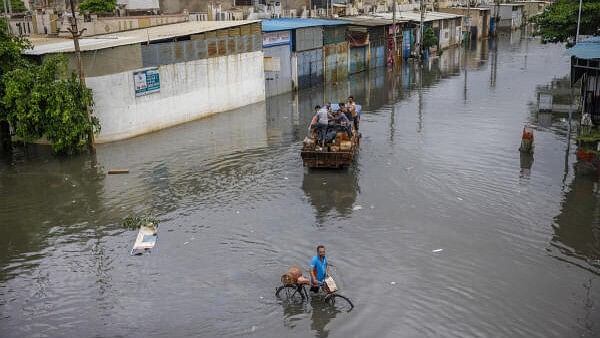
[325,293,354,312]
[275,285,305,303]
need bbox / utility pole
[392,0,397,63]
[576,0,583,43]
[419,0,424,61]
[494,0,500,37]
[68,0,95,151]
[466,0,471,43]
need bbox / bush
[79,0,117,14]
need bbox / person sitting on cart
[310,245,329,293]
[333,110,352,138]
[339,102,352,122]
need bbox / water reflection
[281,301,307,330]
[520,152,534,179]
[2,31,598,338]
[309,297,340,338]
[551,173,600,273]
[0,148,105,282]
[302,169,359,224]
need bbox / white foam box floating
[131,223,158,255]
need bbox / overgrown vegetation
[79,0,117,14]
[0,19,99,154]
[531,0,600,43]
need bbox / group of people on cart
[308,96,361,147]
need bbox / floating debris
[432,249,443,253]
[131,222,159,255]
[390,281,397,285]
[108,168,129,174]
[353,205,363,211]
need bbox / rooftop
[568,36,600,60]
[374,11,463,22]
[25,20,259,55]
[336,15,408,26]
[439,6,491,11]
[261,18,350,32]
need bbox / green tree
[2,0,27,13]
[0,18,30,122]
[531,0,600,42]
[79,0,117,13]
[0,19,99,154]
[422,27,438,49]
[2,55,99,154]
[9,0,28,13]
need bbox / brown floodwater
[1,31,598,338]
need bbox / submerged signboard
[134,68,160,97]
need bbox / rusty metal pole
[68,0,95,151]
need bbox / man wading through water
[310,245,329,293]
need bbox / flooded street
[1,31,599,337]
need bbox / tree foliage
[10,0,28,13]
[0,18,30,120]
[423,27,438,49]
[79,0,117,13]
[0,19,99,155]
[531,0,600,43]
[2,55,100,154]
[11,0,26,13]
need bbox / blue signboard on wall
[403,30,412,60]
[134,68,160,97]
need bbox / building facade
[26,21,266,142]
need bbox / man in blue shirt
[310,245,329,293]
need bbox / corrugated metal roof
[261,18,350,32]
[568,36,600,60]
[374,11,463,23]
[24,20,260,55]
[336,16,407,27]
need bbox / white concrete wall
[58,15,188,37]
[118,0,160,10]
[87,51,265,142]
